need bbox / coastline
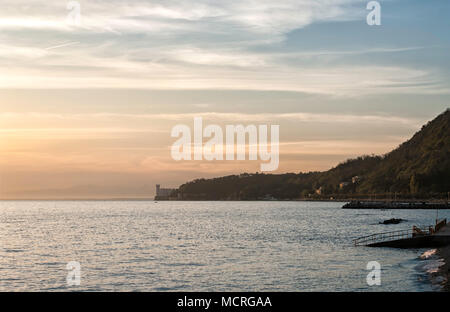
[429,246,450,291]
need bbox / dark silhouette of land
[167,109,450,201]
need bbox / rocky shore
[430,246,450,291]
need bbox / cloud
[0,0,363,33]
[0,0,447,96]
[0,40,443,95]
[0,110,426,128]
[45,41,80,50]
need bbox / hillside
[174,110,450,200]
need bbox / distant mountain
[175,110,450,200]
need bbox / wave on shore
[417,248,448,291]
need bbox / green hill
[175,109,450,200]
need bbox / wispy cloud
[0,0,363,33]
[45,41,79,50]
[0,0,447,96]
[0,111,426,128]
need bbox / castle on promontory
[154,184,177,200]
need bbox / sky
[0,0,449,199]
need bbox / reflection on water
[1,201,448,291]
[420,249,437,259]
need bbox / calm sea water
[0,200,448,292]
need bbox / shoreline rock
[430,246,450,291]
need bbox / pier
[353,219,450,248]
[343,200,450,209]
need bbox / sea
[0,200,448,291]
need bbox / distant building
[352,176,362,184]
[339,182,350,189]
[155,184,176,199]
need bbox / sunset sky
[0,0,449,198]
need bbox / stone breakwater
[342,200,450,209]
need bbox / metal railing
[353,226,433,246]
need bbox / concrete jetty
[353,219,450,248]
[343,200,450,209]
